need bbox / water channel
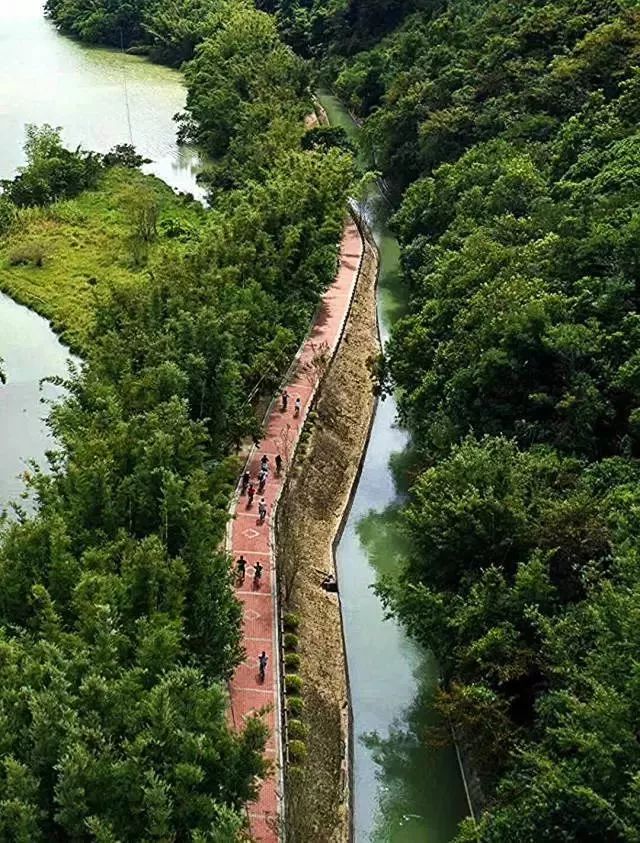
[0,4,467,837]
[319,93,469,841]
[0,0,201,508]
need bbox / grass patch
[0,167,205,352]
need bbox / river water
[0,0,201,508]
[320,94,469,841]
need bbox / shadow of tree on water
[355,471,468,842]
[361,666,468,843]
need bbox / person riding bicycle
[258,468,268,492]
[275,454,283,475]
[281,389,289,411]
[258,651,268,679]
[241,470,250,493]
[254,560,263,582]
[260,454,269,471]
[294,396,301,418]
[258,498,267,523]
[247,483,256,505]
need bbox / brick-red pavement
[227,220,363,841]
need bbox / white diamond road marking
[243,527,259,539]
[245,608,261,622]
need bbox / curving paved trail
[227,219,363,841]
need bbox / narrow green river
[0,0,202,508]
[319,93,469,841]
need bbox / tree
[0,196,16,235]
[120,182,160,263]
[1,125,102,207]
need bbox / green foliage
[283,611,301,631]
[284,632,300,651]
[287,718,308,740]
[0,165,203,350]
[7,239,48,268]
[285,652,301,671]
[178,6,310,190]
[287,696,305,716]
[288,739,308,763]
[1,125,102,207]
[301,125,354,154]
[45,0,154,50]
[102,143,151,169]
[285,674,303,694]
[45,0,226,65]
[278,0,640,837]
[0,196,16,235]
[1,0,355,838]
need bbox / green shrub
[299,426,311,443]
[284,633,299,652]
[288,739,307,763]
[287,719,308,740]
[285,674,303,695]
[8,240,47,267]
[283,612,300,632]
[287,764,305,784]
[284,652,300,672]
[287,696,305,716]
[0,196,16,235]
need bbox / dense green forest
[267,0,640,839]
[36,0,640,838]
[0,3,352,839]
[44,0,253,66]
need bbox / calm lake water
[0,0,202,508]
[0,0,202,193]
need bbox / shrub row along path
[227,219,364,841]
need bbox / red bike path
[227,219,364,841]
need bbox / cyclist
[275,454,283,475]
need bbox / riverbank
[276,225,379,842]
[0,166,203,351]
[318,90,470,841]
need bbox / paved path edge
[225,215,365,842]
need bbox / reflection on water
[321,90,468,840]
[357,508,468,842]
[0,293,73,509]
[362,671,464,843]
[0,0,204,199]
